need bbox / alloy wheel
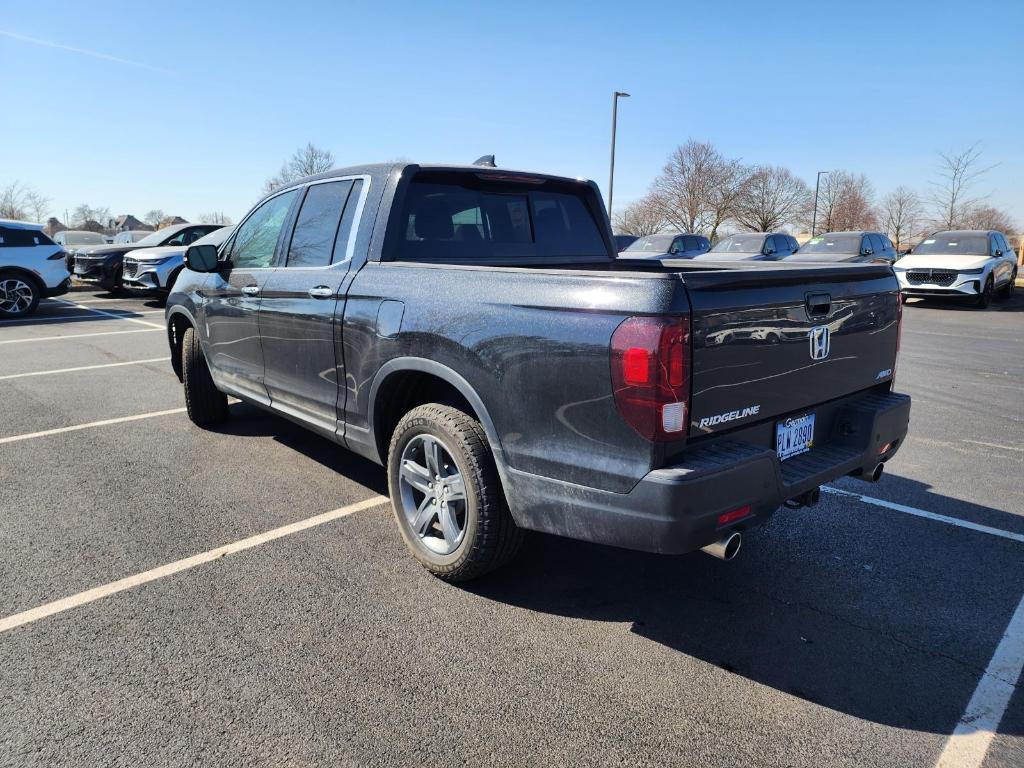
[0,278,35,316]
[397,434,467,555]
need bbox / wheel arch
[166,306,198,382]
[368,358,503,469]
[0,266,46,294]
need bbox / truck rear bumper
[504,390,911,554]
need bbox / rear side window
[0,227,52,247]
[394,173,607,263]
[286,180,354,268]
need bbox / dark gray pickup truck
[167,162,910,581]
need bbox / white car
[895,229,1018,308]
[0,219,72,318]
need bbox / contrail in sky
[0,29,176,75]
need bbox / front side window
[286,180,354,268]
[229,190,299,269]
[395,174,606,262]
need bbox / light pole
[811,170,829,236]
[608,91,630,218]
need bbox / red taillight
[610,316,690,441]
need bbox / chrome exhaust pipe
[870,463,884,482]
[701,531,742,561]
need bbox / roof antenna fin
[473,154,496,167]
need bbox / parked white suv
[0,220,72,318]
[895,230,1018,308]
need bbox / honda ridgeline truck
[166,162,910,581]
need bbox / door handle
[241,285,260,296]
[308,286,334,299]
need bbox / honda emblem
[809,326,830,360]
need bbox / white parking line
[0,408,186,445]
[0,357,171,381]
[0,496,388,634]
[51,298,164,329]
[964,439,1024,454]
[0,328,163,344]
[0,309,164,325]
[823,487,1024,544]
[935,592,1024,768]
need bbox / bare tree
[960,204,1016,234]
[25,190,50,223]
[143,209,166,228]
[612,193,665,236]
[0,181,29,220]
[879,186,923,253]
[929,142,994,230]
[198,211,233,225]
[71,204,112,230]
[264,142,335,193]
[651,140,742,236]
[814,171,877,232]
[734,165,811,233]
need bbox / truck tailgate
[682,263,900,436]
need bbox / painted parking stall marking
[0,327,163,344]
[823,486,1024,544]
[0,357,171,381]
[0,407,186,445]
[0,496,388,635]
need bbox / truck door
[259,178,363,433]
[202,188,299,403]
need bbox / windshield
[133,227,184,247]
[799,234,862,254]
[193,227,231,247]
[65,231,106,245]
[711,234,766,253]
[912,234,988,255]
[624,234,675,252]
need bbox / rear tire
[998,270,1016,300]
[182,326,228,427]
[0,271,40,318]
[387,404,523,582]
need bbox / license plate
[74,265,85,274]
[776,413,815,460]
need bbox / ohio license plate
[776,413,815,460]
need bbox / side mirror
[994,249,1003,257]
[185,243,220,272]
[863,247,874,256]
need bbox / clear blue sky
[2,0,1022,227]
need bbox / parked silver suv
[123,226,230,298]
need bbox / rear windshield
[64,231,106,245]
[624,234,674,252]
[913,234,988,255]
[799,234,862,254]
[393,173,608,263]
[711,234,765,253]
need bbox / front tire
[976,277,994,309]
[0,272,40,318]
[387,404,523,582]
[998,270,1017,300]
[181,326,228,427]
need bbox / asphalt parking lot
[1,286,1022,767]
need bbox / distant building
[157,216,188,229]
[112,214,153,232]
